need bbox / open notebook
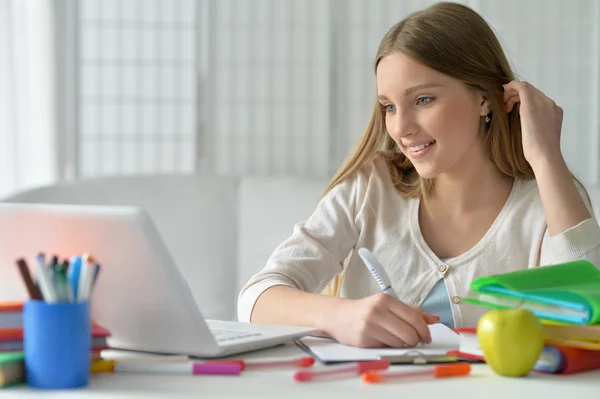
[295,323,460,364]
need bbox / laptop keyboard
[211,328,263,343]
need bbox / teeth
[408,141,434,152]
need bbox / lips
[406,140,436,152]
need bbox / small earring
[485,115,491,123]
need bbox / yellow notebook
[542,323,600,350]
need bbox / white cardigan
[237,156,600,327]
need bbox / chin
[412,164,442,180]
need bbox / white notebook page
[297,323,460,363]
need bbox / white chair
[0,175,240,321]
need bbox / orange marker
[214,356,314,371]
[362,363,471,384]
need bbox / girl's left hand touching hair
[504,80,592,237]
[503,80,564,169]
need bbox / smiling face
[376,52,490,179]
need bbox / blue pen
[67,256,82,299]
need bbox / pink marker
[193,363,242,375]
[113,361,241,376]
[294,360,390,382]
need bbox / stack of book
[0,352,24,388]
[0,300,111,387]
[459,260,600,374]
[450,325,600,374]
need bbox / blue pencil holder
[23,300,91,389]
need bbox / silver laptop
[0,203,316,358]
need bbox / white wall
[71,0,600,185]
[76,0,198,177]
[207,0,331,177]
[0,0,62,198]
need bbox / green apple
[476,308,545,377]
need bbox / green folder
[463,260,600,325]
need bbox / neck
[428,143,514,215]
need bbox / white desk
[2,342,599,398]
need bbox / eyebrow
[377,83,444,101]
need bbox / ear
[478,92,491,117]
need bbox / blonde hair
[321,2,585,296]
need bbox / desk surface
[2,342,599,398]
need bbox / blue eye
[384,104,396,113]
[417,96,434,105]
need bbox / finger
[369,323,408,348]
[503,80,528,93]
[505,96,520,112]
[414,306,441,324]
[504,80,554,110]
[423,312,441,325]
[503,90,519,103]
[503,80,533,96]
[377,309,422,347]
[503,91,520,111]
[388,301,431,344]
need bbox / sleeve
[539,184,600,268]
[236,169,367,322]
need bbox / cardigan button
[451,296,461,304]
[438,264,448,273]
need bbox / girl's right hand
[323,293,440,348]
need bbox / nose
[387,109,418,139]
